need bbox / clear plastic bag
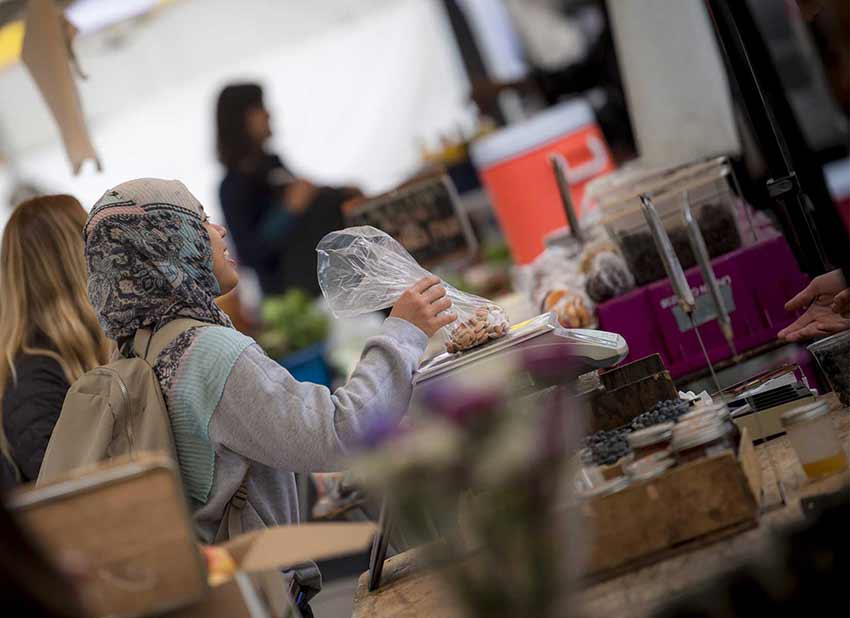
[512,245,596,329]
[584,250,635,304]
[317,226,509,352]
[541,284,596,329]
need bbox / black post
[704,0,848,280]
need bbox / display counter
[351,394,849,618]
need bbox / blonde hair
[0,195,113,465]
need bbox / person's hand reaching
[390,276,457,337]
[778,269,850,342]
[283,179,318,215]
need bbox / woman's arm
[209,318,428,472]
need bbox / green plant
[258,289,329,358]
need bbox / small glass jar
[672,419,734,464]
[624,452,675,482]
[627,422,674,460]
[677,407,718,424]
[675,414,719,435]
[575,449,605,491]
[576,370,603,397]
[600,453,634,480]
[680,403,740,452]
[808,332,850,406]
[577,476,630,500]
[781,401,849,480]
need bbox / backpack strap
[136,320,255,542]
[133,318,210,365]
[225,483,249,539]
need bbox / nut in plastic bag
[317,226,510,353]
[446,304,509,354]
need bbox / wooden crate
[589,354,679,432]
[590,371,679,432]
[599,354,666,391]
[580,429,761,580]
[8,455,205,618]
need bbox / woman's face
[204,218,239,295]
[245,105,272,146]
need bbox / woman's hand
[779,269,850,341]
[283,179,318,215]
[390,276,457,337]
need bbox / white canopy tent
[0,0,475,231]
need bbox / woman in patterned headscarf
[84,179,455,545]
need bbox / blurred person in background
[216,83,362,298]
[0,196,112,491]
[508,0,635,160]
[798,0,849,113]
[462,0,636,161]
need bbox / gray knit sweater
[157,317,426,543]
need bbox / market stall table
[351,394,849,618]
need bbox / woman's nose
[212,223,227,238]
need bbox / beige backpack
[38,318,207,485]
[37,318,320,602]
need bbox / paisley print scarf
[85,178,232,341]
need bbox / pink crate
[596,236,809,379]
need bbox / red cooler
[471,99,614,265]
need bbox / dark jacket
[219,154,348,297]
[1,354,70,490]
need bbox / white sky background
[0,0,475,232]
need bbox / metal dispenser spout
[640,194,722,395]
[681,193,739,360]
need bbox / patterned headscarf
[85,178,233,341]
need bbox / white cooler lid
[470,98,595,169]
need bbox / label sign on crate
[343,175,477,268]
[668,277,736,333]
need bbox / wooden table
[352,396,849,618]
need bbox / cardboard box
[167,523,376,618]
[8,455,375,618]
[9,455,205,618]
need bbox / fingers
[778,312,814,340]
[784,282,816,312]
[784,321,828,342]
[779,307,850,341]
[423,284,447,304]
[431,296,452,314]
[412,275,441,294]
[832,289,850,317]
[434,311,458,329]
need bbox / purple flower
[358,414,402,449]
[423,383,502,425]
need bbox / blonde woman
[0,195,112,489]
